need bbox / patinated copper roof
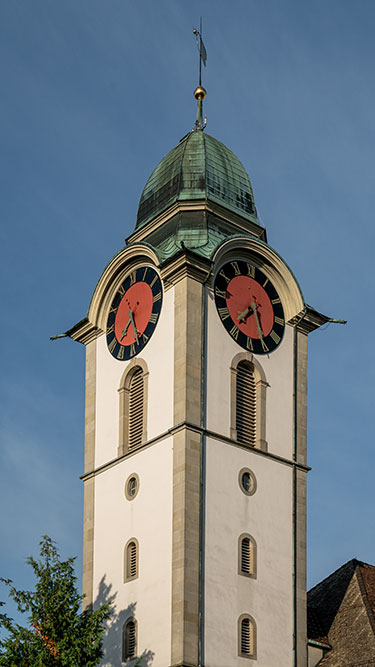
[136,130,258,230]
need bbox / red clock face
[106,266,162,360]
[214,261,285,354]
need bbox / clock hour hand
[237,306,254,323]
[120,317,131,341]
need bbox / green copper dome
[136,130,258,230]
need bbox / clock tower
[66,85,328,666]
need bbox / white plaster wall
[206,290,294,460]
[94,285,174,468]
[204,437,294,667]
[94,437,173,667]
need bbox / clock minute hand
[129,309,139,345]
[250,301,264,341]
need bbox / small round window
[239,468,256,496]
[125,473,139,501]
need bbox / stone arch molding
[230,351,268,451]
[118,358,149,456]
[87,244,160,333]
[212,237,305,322]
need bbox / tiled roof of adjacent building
[307,558,375,643]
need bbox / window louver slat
[236,362,256,446]
[241,618,250,654]
[241,537,250,574]
[127,542,137,578]
[126,620,136,659]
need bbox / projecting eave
[66,243,161,344]
[64,317,100,345]
[289,304,331,334]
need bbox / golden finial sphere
[194,85,207,101]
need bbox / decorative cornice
[126,199,266,246]
[160,249,212,286]
[65,318,102,345]
[289,305,330,334]
[80,422,311,481]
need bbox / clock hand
[120,317,132,341]
[129,309,139,345]
[250,301,265,341]
[237,306,255,323]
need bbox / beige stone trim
[295,468,308,666]
[82,338,97,610]
[82,477,95,611]
[122,616,138,661]
[238,613,257,660]
[124,472,140,501]
[172,270,203,665]
[84,339,97,473]
[295,330,308,665]
[173,277,203,426]
[66,318,101,345]
[123,537,139,583]
[171,428,201,667]
[230,352,268,451]
[81,424,310,482]
[90,248,160,329]
[295,332,308,466]
[161,251,211,289]
[238,467,257,496]
[289,305,330,334]
[238,533,257,579]
[118,358,149,457]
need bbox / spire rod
[193,19,207,131]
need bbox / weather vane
[193,18,207,131]
[193,18,207,87]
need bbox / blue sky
[1,0,374,618]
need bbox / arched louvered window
[128,368,144,449]
[239,534,256,578]
[238,614,256,658]
[118,361,148,457]
[236,361,256,446]
[122,618,137,661]
[124,538,138,582]
[231,353,267,451]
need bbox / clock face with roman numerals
[214,260,285,355]
[106,265,162,360]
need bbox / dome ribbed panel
[204,135,256,218]
[178,131,206,200]
[136,131,257,230]
[136,139,186,230]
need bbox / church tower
[66,84,328,666]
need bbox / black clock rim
[214,260,285,355]
[106,266,162,360]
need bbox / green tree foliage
[0,536,112,666]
